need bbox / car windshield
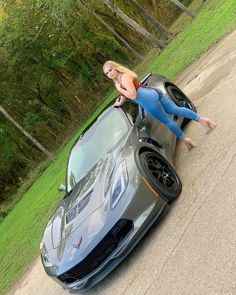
[67,109,129,192]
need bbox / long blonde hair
[103,60,137,79]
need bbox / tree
[170,0,195,18]
[0,105,54,159]
[78,3,144,60]
[102,0,165,50]
[129,0,172,41]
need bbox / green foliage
[0,126,28,202]
[23,113,41,132]
[0,131,18,176]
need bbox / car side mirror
[58,184,66,193]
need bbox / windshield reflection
[67,109,129,192]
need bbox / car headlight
[110,160,129,209]
[40,241,53,268]
[41,252,53,268]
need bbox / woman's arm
[115,74,137,100]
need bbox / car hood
[43,157,112,248]
[41,133,134,265]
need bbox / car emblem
[73,236,82,249]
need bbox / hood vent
[65,206,77,224]
[66,190,93,224]
[77,193,91,214]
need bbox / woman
[103,60,216,150]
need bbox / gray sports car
[40,73,196,293]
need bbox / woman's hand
[113,96,126,107]
[114,100,122,107]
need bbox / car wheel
[166,85,197,127]
[139,151,182,202]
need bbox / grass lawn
[0,0,236,294]
[149,0,236,79]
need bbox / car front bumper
[63,197,169,293]
[47,157,170,293]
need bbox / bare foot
[198,117,217,133]
[182,137,197,151]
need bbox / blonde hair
[103,60,137,79]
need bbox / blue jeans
[135,87,200,138]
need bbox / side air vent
[65,190,93,224]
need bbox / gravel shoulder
[7,30,236,295]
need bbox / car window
[122,100,139,123]
[67,109,129,192]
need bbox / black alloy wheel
[166,85,197,127]
[140,151,182,202]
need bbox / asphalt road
[8,30,236,295]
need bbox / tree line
[0,0,193,210]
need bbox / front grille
[58,219,133,284]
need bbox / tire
[139,151,182,202]
[166,85,197,127]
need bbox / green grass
[171,0,205,32]
[148,0,236,79]
[1,0,236,294]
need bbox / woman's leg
[148,101,197,150]
[147,98,185,139]
[160,95,200,121]
[136,88,198,150]
[160,95,216,133]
